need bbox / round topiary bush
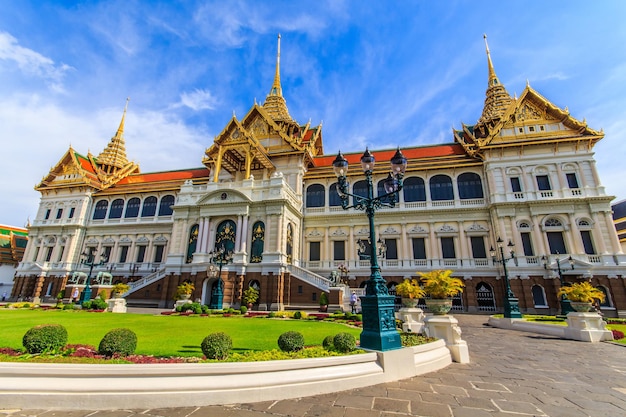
[98,328,137,357]
[201,332,233,360]
[293,311,302,320]
[333,332,356,353]
[239,305,248,314]
[322,335,334,351]
[22,324,68,354]
[277,331,305,352]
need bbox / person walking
[350,291,358,313]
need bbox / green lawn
[0,309,362,357]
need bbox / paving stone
[334,394,374,409]
[409,401,451,417]
[430,384,468,397]
[386,387,423,402]
[418,392,459,407]
[453,396,497,411]
[492,399,547,415]
[266,399,312,416]
[344,408,379,417]
[372,397,410,414]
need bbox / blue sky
[1,1,626,228]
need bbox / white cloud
[176,89,219,111]
[0,32,72,92]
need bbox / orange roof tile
[312,143,468,167]
[115,168,210,185]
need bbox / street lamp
[541,254,575,317]
[208,244,234,309]
[78,248,108,303]
[333,147,407,351]
[490,237,522,319]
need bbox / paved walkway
[1,314,625,417]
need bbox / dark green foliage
[63,303,75,310]
[22,324,68,354]
[322,335,334,351]
[202,304,210,314]
[201,332,233,360]
[333,332,356,353]
[319,292,329,306]
[82,298,108,310]
[239,305,248,314]
[293,311,303,320]
[268,311,277,318]
[277,331,304,352]
[400,332,437,347]
[354,314,362,321]
[193,304,202,314]
[98,328,137,356]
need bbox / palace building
[13,37,626,317]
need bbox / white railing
[123,268,167,296]
[286,264,330,292]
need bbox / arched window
[108,199,124,219]
[158,195,175,216]
[597,286,612,308]
[286,223,293,264]
[124,198,141,218]
[186,224,199,263]
[531,285,547,307]
[93,200,108,220]
[457,173,484,199]
[305,184,325,208]
[429,175,454,201]
[215,220,236,253]
[329,183,342,207]
[353,180,368,206]
[141,196,157,217]
[250,221,265,263]
[403,177,426,202]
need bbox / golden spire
[270,33,282,97]
[97,98,130,173]
[478,35,512,125]
[263,34,293,122]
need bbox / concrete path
[1,314,625,417]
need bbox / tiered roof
[0,225,28,265]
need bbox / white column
[235,216,243,252]
[240,215,249,253]
[590,213,607,254]
[604,211,622,254]
[197,218,206,253]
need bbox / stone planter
[570,302,594,312]
[401,298,418,308]
[425,298,453,315]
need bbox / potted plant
[319,292,329,312]
[557,281,605,312]
[418,269,464,315]
[242,286,259,309]
[395,278,426,308]
[111,283,130,298]
[176,282,195,300]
